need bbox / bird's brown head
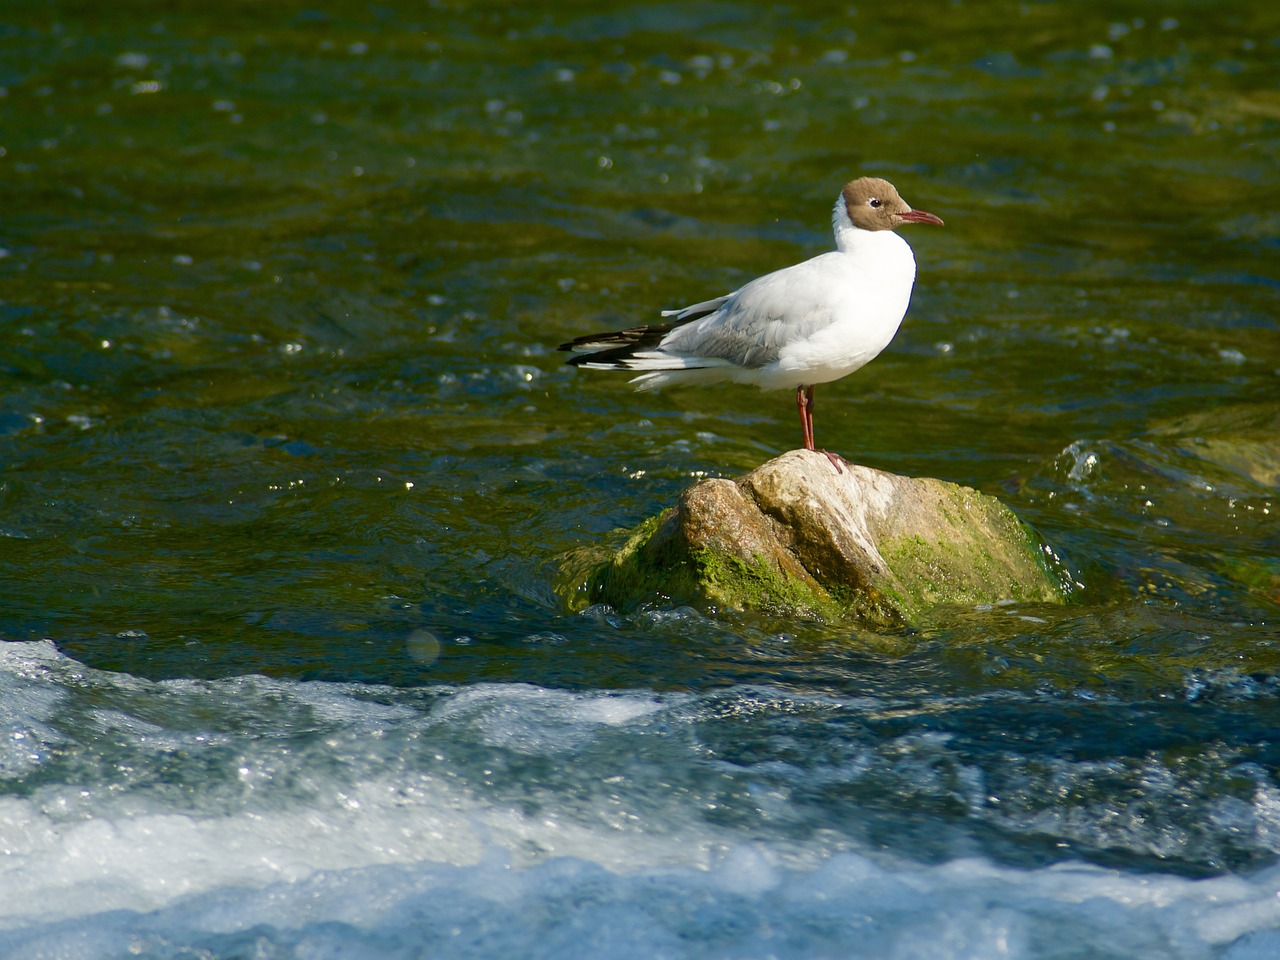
[842,177,944,231]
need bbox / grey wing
[660,295,732,322]
[659,258,840,368]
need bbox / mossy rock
[567,451,1068,625]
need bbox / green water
[2,0,1277,712]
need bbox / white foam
[431,682,668,753]
[2,640,1279,958]
[3,845,1279,959]
[0,644,709,930]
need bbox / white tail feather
[576,351,726,373]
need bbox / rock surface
[1153,402,1280,489]
[579,450,1067,624]
[1150,402,1280,605]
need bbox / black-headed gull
[559,176,943,470]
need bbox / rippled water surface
[2,2,1278,957]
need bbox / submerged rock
[575,450,1067,625]
[1152,402,1280,489]
[1150,402,1280,606]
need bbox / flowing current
[3,641,1279,958]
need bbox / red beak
[899,209,944,226]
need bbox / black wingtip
[556,323,675,362]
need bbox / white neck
[830,193,918,278]
[831,195,863,252]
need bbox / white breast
[755,229,918,390]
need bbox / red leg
[806,385,845,473]
[795,385,842,471]
[804,385,815,451]
[796,385,814,450]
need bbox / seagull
[558,176,943,470]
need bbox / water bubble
[1066,445,1099,481]
[523,632,568,646]
[405,629,441,664]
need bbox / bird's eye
[868,198,882,208]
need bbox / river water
[2,2,1278,957]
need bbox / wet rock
[1152,402,1280,489]
[1150,402,1280,607]
[577,450,1067,625]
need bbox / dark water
[1,2,1278,956]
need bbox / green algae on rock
[572,450,1068,625]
